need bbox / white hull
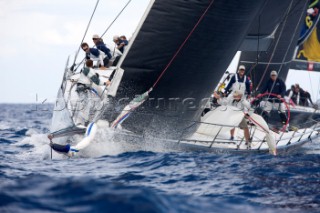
[108,127,318,155]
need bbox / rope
[255,0,294,90]
[151,0,215,90]
[263,0,308,101]
[246,0,302,90]
[245,113,269,133]
[106,1,215,128]
[100,0,132,38]
[251,92,291,132]
[250,14,262,83]
[73,0,132,72]
[72,0,100,68]
[308,71,315,100]
[272,0,308,78]
[50,139,53,160]
[317,74,320,101]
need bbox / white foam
[16,133,66,160]
[25,129,39,136]
[15,125,180,160]
[0,121,11,130]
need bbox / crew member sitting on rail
[214,90,251,148]
[113,35,128,53]
[285,85,295,97]
[120,35,129,48]
[224,65,251,99]
[92,34,112,67]
[300,90,314,107]
[81,42,108,69]
[295,84,314,107]
[286,85,298,105]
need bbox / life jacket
[232,74,247,95]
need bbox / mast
[239,0,308,92]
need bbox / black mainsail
[239,0,308,91]
[105,0,268,138]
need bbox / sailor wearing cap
[113,35,128,53]
[214,89,251,148]
[81,42,108,69]
[260,70,288,130]
[92,34,112,65]
[224,65,251,99]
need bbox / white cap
[92,34,100,39]
[113,35,119,41]
[238,65,246,70]
[270,70,278,76]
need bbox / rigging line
[317,74,320,101]
[266,0,308,100]
[251,14,261,84]
[73,58,85,73]
[286,0,306,17]
[255,0,294,90]
[73,0,131,72]
[72,0,100,68]
[242,60,292,65]
[90,1,133,123]
[109,0,215,128]
[100,0,132,38]
[247,0,301,78]
[151,0,215,90]
[256,14,260,64]
[309,0,319,9]
[308,71,315,100]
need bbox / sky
[1,0,150,103]
[1,0,320,103]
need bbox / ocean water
[1,104,320,213]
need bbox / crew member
[224,65,251,99]
[260,70,288,131]
[214,90,251,148]
[81,42,107,69]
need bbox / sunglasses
[271,75,277,77]
[92,38,98,40]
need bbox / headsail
[50,56,75,133]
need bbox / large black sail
[106,0,266,138]
[239,0,308,92]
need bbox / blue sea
[1,104,320,213]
